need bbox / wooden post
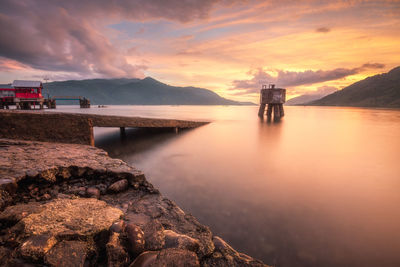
[273,104,281,118]
[258,103,266,117]
[88,119,94,146]
[279,104,284,117]
[120,127,126,138]
[266,104,273,118]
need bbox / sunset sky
[0,0,399,102]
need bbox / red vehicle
[0,80,46,109]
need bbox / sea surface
[49,105,400,267]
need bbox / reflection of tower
[258,84,286,121]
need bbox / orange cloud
[0,58,30,71]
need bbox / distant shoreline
[285,104,400,109]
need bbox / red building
[13,80,43,99]
[0,80,45,109]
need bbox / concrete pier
[0,110,209,146]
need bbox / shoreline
[0,138,268,266]
[285,104,400,110]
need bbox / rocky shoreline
[0,138,268,266]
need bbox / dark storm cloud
[0,0,237,77]
[316,27,331,33]
[360,63,385,69]
[232,63,385,94]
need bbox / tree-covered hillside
[42,77,252,105]
[310,67,400,108]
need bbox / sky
[0,0,399,102]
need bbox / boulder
[130,249,199,267]
[202,236,267,267]
[45,240,90,267]
[152,248,200,267]
[108,179,129,193]
[128,171,146,185]
[86,187,100,199]
[212,236,236,254]
[142,220,165,250]
[129,251,158,267]
[0,202,44,224]
[110,220,125,233]
[123,193,214,258]
[19,235,57,262]
[0,246,11,266]
[106,232,130,267]
[0,178,17,194]
[164,230,200,252]
[20,198,123,239]
[5,199,122,264]
[125,224,145,256]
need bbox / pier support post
[266,104,273,119]
[279,104,284,117]
[174,127,179,134]
[120,127,126,138]
[273,104,281,118]
[258,104,266,117]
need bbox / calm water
[52,105,400,267]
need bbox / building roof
[12,80,42,88]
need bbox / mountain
[285,94,326,105]
[309,66,400,108]
[285,86,338,105]
[42,77,253,105]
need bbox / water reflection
[90,106,400,267]
[95,127,181,158]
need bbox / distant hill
[309,66,400,108]
[40,77,253,105]
[286,94,326,105]
[286,86,337,106]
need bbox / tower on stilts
[258,84,286,121]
